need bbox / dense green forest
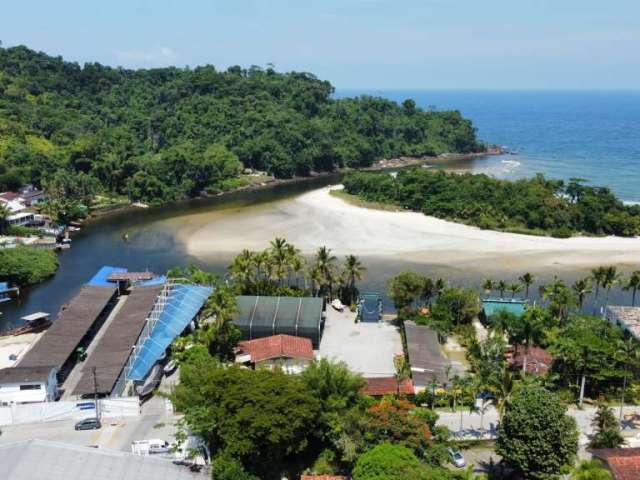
[343,169,640,237]
[0,45,483,203]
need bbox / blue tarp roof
[136,275,167,287]
[127,283,212,381]
[87,266,127,287]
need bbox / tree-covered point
[0,45,484,203]
[0,246,59,286]
[342,169,640,237]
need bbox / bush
[551,226,573,238]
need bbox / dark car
[74,417,102,431]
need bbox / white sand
[182,186,640,270]
[0,332,44,369]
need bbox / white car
[448,447,466,468]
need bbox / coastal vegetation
[228,237,366,305]
[342,169,640,237]
[164,258,640,479]
[0,246,59,286]
[0,45,483,205]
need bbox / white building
[0,366,58,404]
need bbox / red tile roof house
[361,377,415,397]
[235,334,315,374]
[592,448,640,480]
[506,345,553,375]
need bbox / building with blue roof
[481,298,528,324]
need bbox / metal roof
[18,285,116,370]
[234,296,323,346]
[0,366,54,384]
[0,440,203,480]
[73,285,162,395]
[605,306,640,340]
[404,321,448,385]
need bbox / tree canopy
[343,169,640,237]
[0,246,59,286]
[0,45,483,203]
[171,358,320,478]
[496,385,578,480]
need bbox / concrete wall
[0,397,140,426]
[257,358,310,374]
[0,369,58,404]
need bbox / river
[0,171,635,331]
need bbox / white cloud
[112,46,177,66]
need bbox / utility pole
[92,366,99,420]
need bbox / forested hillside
[0,45,484,202]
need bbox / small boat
[0,312,51,337]
[135,363,163,397]
[0,282,19,304]
[331,298,345,312]
[163,360,177,376]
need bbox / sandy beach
[181,186,640,271]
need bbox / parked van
[131,438,171,455]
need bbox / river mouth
[1,173,637,329]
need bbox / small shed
[0,366,58,404]
[234,296,324,347]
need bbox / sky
[1,0,639,89]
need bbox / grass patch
[330,188,401,212]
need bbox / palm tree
[615,337,640,421]
[497,280,508,299]
[285,243,303,287]
[623,270,640,306]
[591,266,607,298]
[569,459,612,480]
[519,305,544,374]
[540,277,575,323]
[491,365,516,420]
[482,279,495,295]
[343,255,366,304]
[508,283,523,299]
[434,278,446,297]
[602,265,621,306]
[228,249,254,293]
[269,237,290,285]
[572,277,593,309]
[420,277,435,306]
[308,265,324,297]
[313,246,337,297]
[518,272,535,298]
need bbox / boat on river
[0,312,52,337]
[0,282,19,304]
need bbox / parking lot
[319,307,403,377]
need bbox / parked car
[75,417,101,431]
[448,447,466,468]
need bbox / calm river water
[0,172,634,331]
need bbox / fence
[0,397,140,427]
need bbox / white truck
[131,438,171,455]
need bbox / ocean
[335,90,640,203]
